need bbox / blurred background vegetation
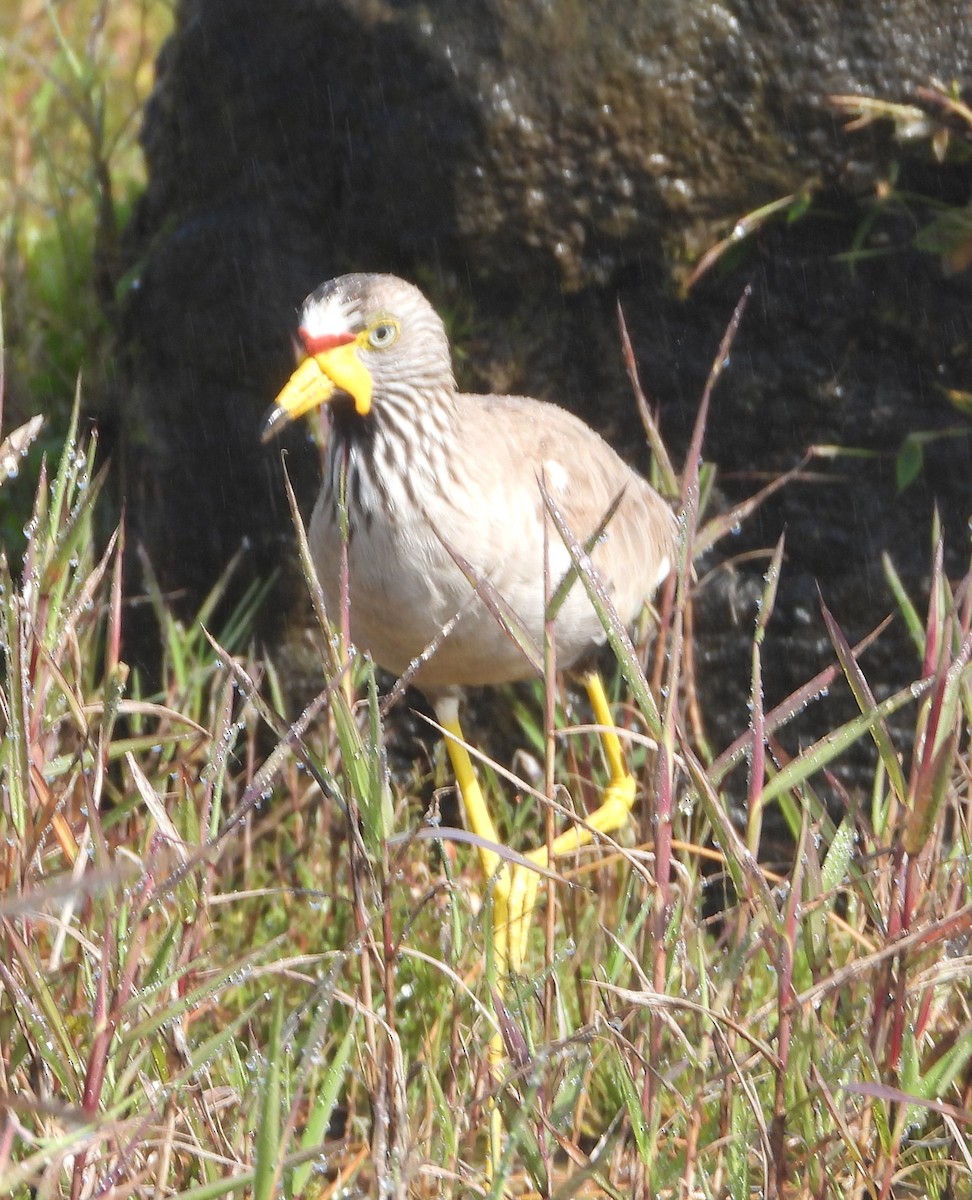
[1,0,173,545]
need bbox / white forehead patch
[301,291,356,339]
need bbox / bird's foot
[505,863,541,977]
[589,770,637,835]
[491,861,539,978]
[499,769,637,973]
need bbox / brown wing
[439,396,672,648]
[457,393,676,627]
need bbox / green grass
[1,298,970,1199]
[0,0,173,556]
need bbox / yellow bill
[261,338,374,442]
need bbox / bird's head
[261,273,454,442]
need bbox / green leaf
[727,1090,750,1199]
[896,436,924,491]
[882,552,926,655]
[757,679,927,809]
[613,1044,652,1166]
[820,815,857,896]
[915,1022,972,1102]
[254,994,284,1200]
[290,1018,357,1197]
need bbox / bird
[262,272,676,1170]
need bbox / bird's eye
[367,321,398,349]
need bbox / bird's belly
[308,498,610,691]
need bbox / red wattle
[299,328,355,354]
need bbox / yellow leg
[436,699,504,882]
[434,673,638,1174]
[508,671,637,969]
[435,697,509,1179]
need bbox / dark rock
[111,0,972,790]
